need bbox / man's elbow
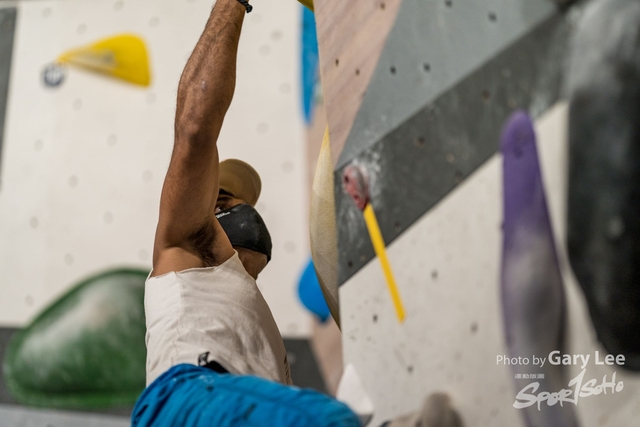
[174,117,223,148]
[174,90,230,145]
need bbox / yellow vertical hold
[363,204,406,322]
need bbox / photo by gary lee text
[496,351,625,370]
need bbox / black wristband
[237,0,252,13]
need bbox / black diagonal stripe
[335,12,571,285]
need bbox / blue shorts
[132,364,361,427]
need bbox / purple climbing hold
[501,111,579,427]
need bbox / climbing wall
[0,0,311,337]
[314,0,640,425]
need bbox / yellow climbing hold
[298,0,314,12]
[57,34,151,87]
[363,204,406,323]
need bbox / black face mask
[215,204,272,262]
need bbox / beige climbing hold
[387,393,464,427]
[310,127,340,326]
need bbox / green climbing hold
[3,268,148,409]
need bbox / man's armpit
[187,220,217,266]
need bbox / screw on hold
[42,63,66,88]
[342,165,370,210]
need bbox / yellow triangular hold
[57,33,151,87]
[298,0,314,12]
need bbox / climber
[130,0,359,425]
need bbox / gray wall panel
[337,0,557,168]
[0,404,130,427]
[0,8,16,186]
[335,12,572,285]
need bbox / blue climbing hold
[298,258,331,322]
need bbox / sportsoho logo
[496,351,625,409]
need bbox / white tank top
[144,251,292,386]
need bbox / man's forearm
[175,0,246,144]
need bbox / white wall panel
[0,0,311,337]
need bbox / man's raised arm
[152,0,247,275]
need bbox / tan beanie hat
[218,159,262,207]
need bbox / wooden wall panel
[314,0,402,165]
